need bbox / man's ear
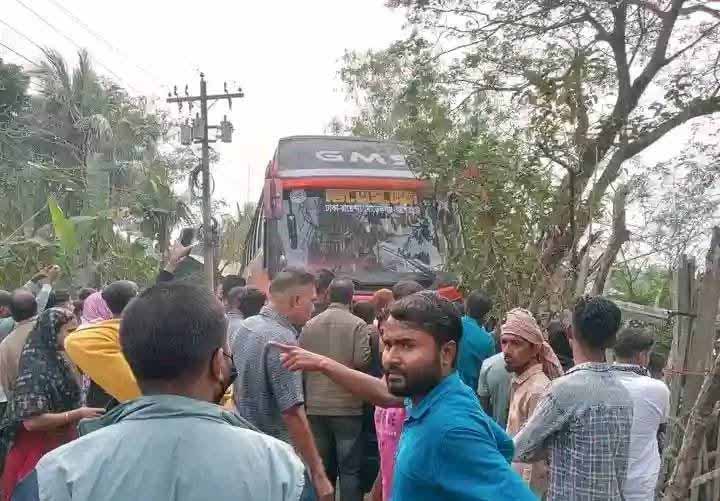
[442,340,458,370]
[211,348,224,383]
[566,325,575,341]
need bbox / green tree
[342,0,720,307]
[606,263,672,307]
[218,202,254,275]
[0,50,193,288]
[337,44,555,310]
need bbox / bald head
[10,289,37,322]
[102,281,139,316]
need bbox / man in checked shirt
[514,296,634,501]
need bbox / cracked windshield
[1,1,719,500]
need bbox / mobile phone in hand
[180,227,195,247]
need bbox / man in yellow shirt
[65,280,140,404]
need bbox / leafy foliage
[338,0,720,309]
[607,264,672,307]
[218,202,254,274]
[0,51,195,289]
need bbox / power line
[0,40,39,67]
[0,18,45,52]
[42,0,167,89]
[12,0,141,94]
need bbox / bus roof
[275,136,418,180]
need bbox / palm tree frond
[76,114,113,152]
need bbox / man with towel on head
[500,308,563,497]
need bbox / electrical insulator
[192,113,205,140]
[180,120,192,146]
[220,115,233,143]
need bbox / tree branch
[610,3,632,116]
[575,0,685,185]
[626,96,720,157]
[632,0,686,97]
[665,21,720,64]
[582,10,612,41]
[631,1,720,20]
[592,184,630,295]
[571,54,590,147]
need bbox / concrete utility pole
[167,73,244,290]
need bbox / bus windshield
[279,189,456,281]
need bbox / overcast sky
[1,0,711,237]
[1,0,406,209]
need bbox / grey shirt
[514,362,634,501]
[232,305,304,443]
[476,353,511,429]
[20,395,305,501]
[226,311,244,348]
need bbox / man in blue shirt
[384,292,536,501]
[457,290,496,390]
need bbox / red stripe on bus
[278,177,427,190]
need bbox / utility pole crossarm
[166,74,244,291]
[166,92,244,104]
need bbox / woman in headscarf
[0,308,104,500]
[79,291,112,327]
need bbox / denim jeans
[309,415,365,501]
[300,471,316,501]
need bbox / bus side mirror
[287,214,298,250]
[263,179,284,219]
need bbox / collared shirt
[0,317,15,341]
[226,311,244,348]
[0,317,37,400]
[232,305,304,443]
[457,316,495,391]
[299,303,371,416]
[392,371,536,501]
[477,352,512,428]
[514,362,634,501]
[614,363,670,501]
[14,395,305,501]
[507,363,550,496]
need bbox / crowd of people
[0,241,671,500]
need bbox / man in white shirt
[613,328,670,501]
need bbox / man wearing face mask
[12,283,305,501]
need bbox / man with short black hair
[233,267,333,501]
[514,296,633,501]
[391,280,423,300]
[65,281,140,404]
[381,292,534,500]
[300,278,371,501]
[613,328,670,501]
[272,292,535,501]
[547,316,574,372]
[0,290,38,400]
[456,290,495,391]
[218,275,246,307]
[14,282,305,501]
[312,269,335,317]
[226,286,267,346]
